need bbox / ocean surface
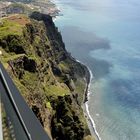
[53,0,140,139]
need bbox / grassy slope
[0,14,93,140]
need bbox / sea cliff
[0,12,94,140]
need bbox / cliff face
[0,12,92,140]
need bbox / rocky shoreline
[76,60,98,140]
[49,1,98,139]
[83,67,100,140]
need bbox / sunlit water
[53,0,140,139]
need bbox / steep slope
[0,12,93,140]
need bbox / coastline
[51,0,101,139]
[84,67,101,140]
[76,60,101,140]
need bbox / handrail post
[0,92,3,140]
[0,51,3,140]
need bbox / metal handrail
[0,69,32,140]
[0,96,3,140]
[0,62,50,140]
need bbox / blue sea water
[53,0,140,139]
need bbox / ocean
[53,0,140,139]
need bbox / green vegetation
[44,84,70,96]
[45,101,52,109]
[0,19,22,38]
[0,13,92,140]
[58,61,70,73]
[0,14,30,37]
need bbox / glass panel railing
[0,98,3,140]
[0,62,50,140]
[0,76,29,140]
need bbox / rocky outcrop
[51,95,85,140]
[0,35,25,54]
[0,13,92,140]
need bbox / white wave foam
[53,16,61,22]
[51,0,63,22]
[76,60,101,140]
[85,67,102,140]
[96,114,100,117]
[85,102,101,140]
[50,1,101,138]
